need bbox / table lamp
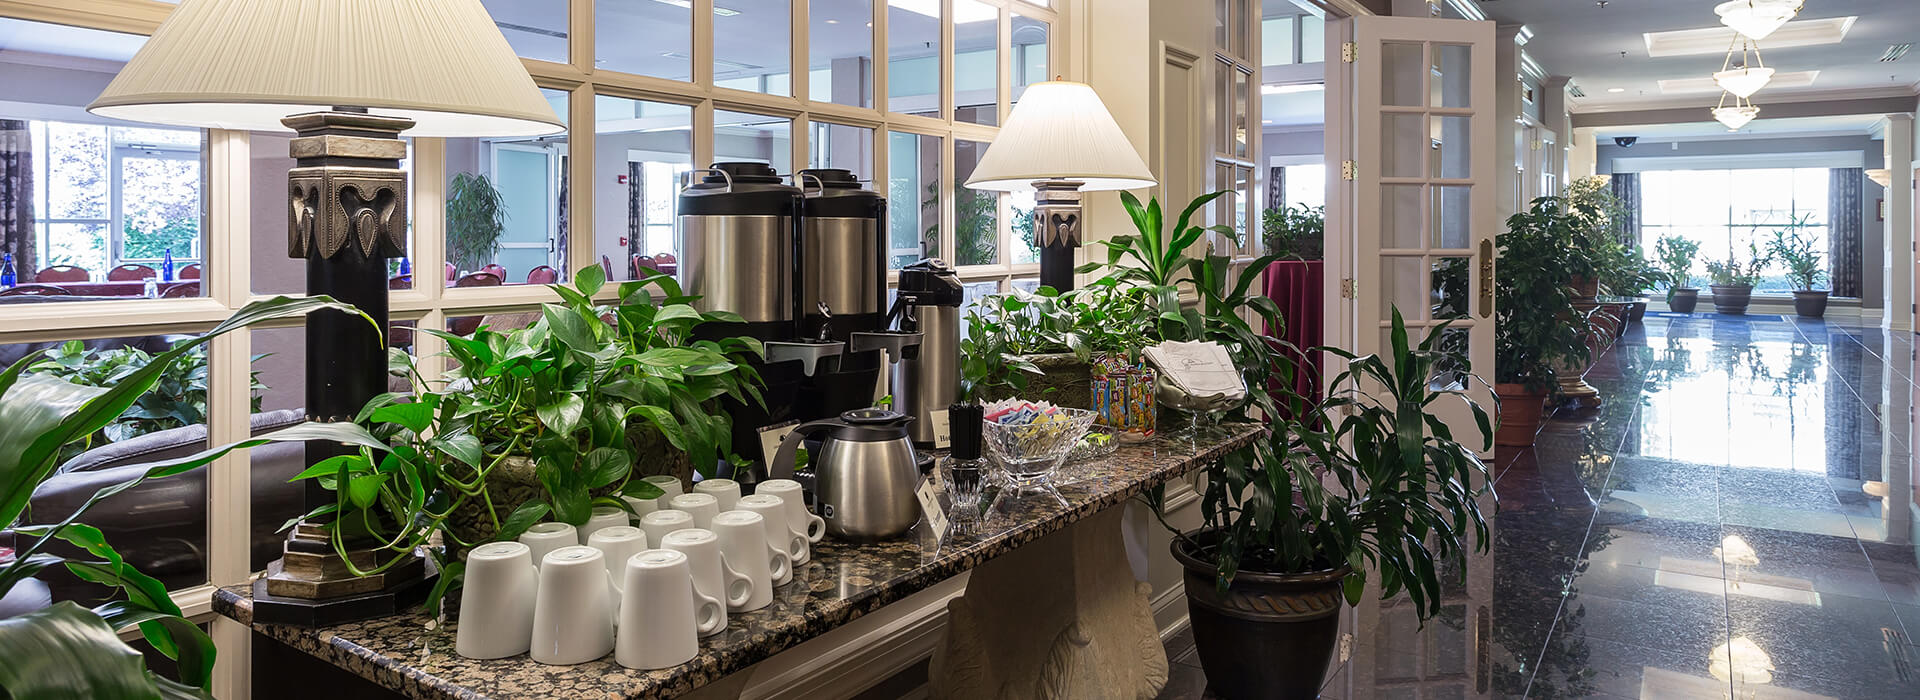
[963,81,1156,291]
[87,0,563,624]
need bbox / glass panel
[596,0,691,80]
[811,0,874,107]
[715,110,793,175]
[1431,257,1470,320]
[887,132,941,268]
[484,0,568,64]
[1302,15,1325,64]
[1380,113,1424,178]
[809,122,875,183]
[253,137,413,294]
[1011,190,1040,264]
[1381,42,1423,107]
[1382,184,1423,249]
[1263,17,1294,66]
[1432,326,1470,388]
[1011,13,1050,106]
[1011,277,1041,294]
[47,123,108,219]
[1216,58,1234,154]
[1215,0,1229,48]
[1228,0,1249,58]
[444,88,569,287]
[1283,163,1327,210]
[716,0,791,96]
[597,97,692,281]
[1433,185,1470,248]
[1434,44,1472,109]
[1233,68,1251,158]
[1234,165,1252,255]
[1381,255,1425,321]
[888,0,942,118]
[954,140,999,266]
[958,279,1001,336]
[955,0,999,125]
[117,153,201,268]
[1433,115,1471,179]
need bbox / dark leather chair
[16,409,310,603]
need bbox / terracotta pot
[1668,288,1699,314]
[1709,284,1753,315]
[1494,383,1548,447]
[1173,530,1350,700]
[1793,290,1829,318]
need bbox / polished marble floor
[1160,313,1920,699]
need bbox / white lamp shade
[87,0,563,137]
[1712,105,1759,130]
[1714,0,1802,41]
[963,81,1156,192]
[1713,67,1775,98]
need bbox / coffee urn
[677,162,800,342]
[794,168,885,343]
[888,259,963,446]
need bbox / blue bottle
[1,253,15,288]
[162,248,175,282]
[398,257,412,276]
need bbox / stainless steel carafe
[677,162,801,341]
[767,409,922,542]
[794,168,886,342]
[887,260,963,446]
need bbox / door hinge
[1340,278,1358,299]
[1342,42,1357,63]
[1341,160,1357,181]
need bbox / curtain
[1267,166,1284,209]
[1610,172,1640,247]
[627,162,643,259]
[0,119,34,282]
[1829,167,1863,298]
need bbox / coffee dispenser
[887,259,963,446]
[677,162,799,342]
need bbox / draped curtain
[1829,167,1863,298]
[1610,172,1641,247]
[0,119,35,282]
[627,161,643,260]
[1267,166,1284,209]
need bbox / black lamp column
[1032,179,1084,292]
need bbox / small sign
[929,409,952,449]
[758,420,800,466]
[916,478,949,541]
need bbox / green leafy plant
[28,343,267,465]
[1654,235,1701,293]
[1561,176,1625,282]
[1598,245,1664,297]
[1497,196,1592,393]
[1261,203,1324,260]
[1705,241,1771,287]
[445,172,507,274]
[1765,220,1826,291]
[0,297,378,699]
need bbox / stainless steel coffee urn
[888,259,963,446]
[677,162,801,341]
[794,168,885,342]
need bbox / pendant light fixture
[1712,90,1760,130]
[1714,0,1804,42]
[1713,37,1774,98]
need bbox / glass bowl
[982,407,1100,487]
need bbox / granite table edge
[213,424,1264,700]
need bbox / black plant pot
[1709,284,1753,315]
[1793,290,1829,318]
[1669,288,1699,314]
[1627,300,1647,323]
[1173,531,1351,700]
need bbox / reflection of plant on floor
[446,172,507,274]
[29,342,266,464]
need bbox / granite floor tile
[1726,592,1916,690]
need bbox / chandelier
[1713,38,1773,98]
[1714,0,1804,41]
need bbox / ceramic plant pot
[1668,288,1699,314]
[1793,290,1829,318]
[1709,284,1753,315]
[1494,383,1549,447]
[1173,530,1351,700]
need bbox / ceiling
[1588,113,1886,142]
[1480,0,1920,113]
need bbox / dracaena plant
[0,296,379,699]
[1705,241,1771,287]
[1765,217,1825,291]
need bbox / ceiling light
[1715,0,1803,41]
[1713,105,1759,130]
[1261,83,1325,95]
[1658,70,1817,94]
[1714,66,1774,97]
[890,0,998,24]
[1644,16,1853,57]
[1607,87,1627,93]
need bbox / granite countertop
[214,424,1264,700]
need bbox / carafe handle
[767,418,844,480]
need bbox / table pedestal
[930,507,1168,699]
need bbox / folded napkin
[1144,340,1245,400]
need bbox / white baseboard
[1154,579,1190,643]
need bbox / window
[888,131,941,268]
[597,96,692,279]
[1638,168,1829,295]
[443,89,571,286]
[28,121,205,280]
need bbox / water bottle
[143,276,159,298]
[398,257,412,276]
[1,253,15,288]
[162,248,175,282]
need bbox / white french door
[1331,15,1497,454]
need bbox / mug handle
[719,555,753,609]
[767,544,791,583]
[691,582,724,636]
[787,530,808,561]
[803,512,826,543]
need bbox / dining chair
[445,262,458,282]
[0,284,74,297]
[526,266,559,284]
[160,282,201,298]
[35,265,90,283]
[482,264,508,280]
[179,263,202,279]
[107,264,157,281]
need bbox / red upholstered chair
[526,266,559,284]
[654,253,677,275]
[35,265,90,282]
[389,275,413,290]
[159,282,201,298]
[0,283,72,297]
[448,272,505,336]
[107,264,156,281]
[483,264,508,280]
[445,262,458,282]
[178,263,202,280]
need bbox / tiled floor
[1157,313,1920,699]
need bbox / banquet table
[13,280,198,297]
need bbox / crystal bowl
[983,408,1100,484]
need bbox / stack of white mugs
[453,476,825,669]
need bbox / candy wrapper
[1091,358,1156,438]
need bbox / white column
[1886,114,1913,331]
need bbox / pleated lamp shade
[964,81,1156,192]
[87,0,563,138]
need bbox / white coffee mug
[692,478,742,512]
[641,474,685,499]
[518,522,579,569]
[711,511,789,611]
[736,495,807,575]
[615,549,723,670]
[579,506,630,544]
[640,509,694,547]
[587,526,649,585]
[621,494,660,523]
[661,528,752,636]
[455,541,537,660]
[669,492,720,530]
[530,546,616,665]
[756,479,825,544]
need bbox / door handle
[548,239,556,254]
[1477,239,1494,318]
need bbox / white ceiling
[1588,113,1887,142]
[1480,0,1920,113]
[0,18,142,65]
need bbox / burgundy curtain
[0,119,35,282]
[1263,260,1324,419]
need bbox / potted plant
[1766,220,1828,318]
[1494,197,1592,446]
[445,172,507,274]
[1704,241,1771,315]
[1562,176,1626,300]
[1261,203,1323,260]
[1597,245,1663,324]
[1164,310,1490,700]
[1655,234,1702,313]
[0,297,376,698]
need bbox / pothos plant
[0,296,378,699]
[287,267,764,609]
[956,279,1158,401]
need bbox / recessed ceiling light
[891,0,998,24]
[1607,87,1626,93]
[826,19,839,24]
[650,0,740,17]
